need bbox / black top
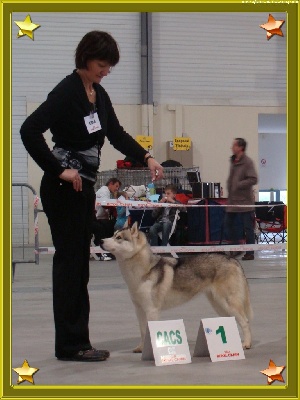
[20,70,148,177]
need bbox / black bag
[52,147,99,182]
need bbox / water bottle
[147,182,156,196]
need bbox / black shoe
[230,251,243,258]
[242,254,254,260]
[57,348,110,362]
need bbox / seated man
[93,178,127,260]
[148,184,182,247]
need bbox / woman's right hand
[59,169,82,192]
[147,158,164,181]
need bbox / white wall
[152,105,286,194]
[152,12,286,106]
[12,12,286,245]
[27,103,285,245]
[27,103,142,245]
[12,12,141,244]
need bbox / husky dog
[100,222,253,353]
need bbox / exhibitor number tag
[84,113,101,134]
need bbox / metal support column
[141,12,153,105]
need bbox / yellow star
[260,14,285,40]
[12,359,39,384]
[14,14,40,40]
[260,359,285,385]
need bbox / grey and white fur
[100,222,253,353]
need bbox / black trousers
[40,173,95,358]
[225,211,255,255]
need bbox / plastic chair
[255,202,287,244]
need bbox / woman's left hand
[59,169,82,192]
[147,158,164,181]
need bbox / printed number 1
[216,325,227,344]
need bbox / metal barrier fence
[12,183,41,279]
[95,167,200,191]
[12,182,286,280]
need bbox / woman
[20,31,163,362]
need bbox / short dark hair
[106,178,122,186]
[235,138,247,151]
[75,31,120,69]
[164,184,177,194]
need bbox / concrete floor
[11,248,287,390]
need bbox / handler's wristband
[144,154,154,164]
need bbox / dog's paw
[132,345,143,353]
[242,342,252,349]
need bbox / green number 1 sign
[216,325,227,344]
[194,317,245,361]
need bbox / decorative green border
[1,1,298,399]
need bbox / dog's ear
[123,219,129,229]
[130,221,139,237]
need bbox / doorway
[258,114,286,203]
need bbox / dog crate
[95,167,200,193]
